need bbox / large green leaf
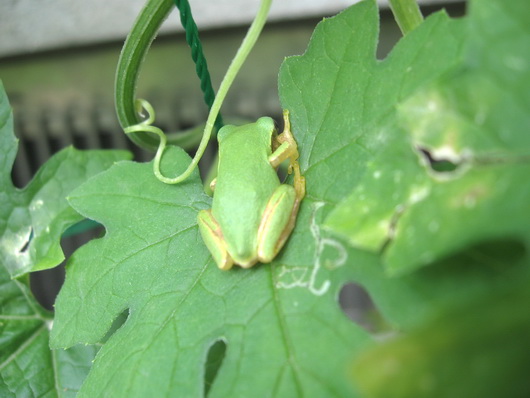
[277,0,474,331]
[323,0,530,275]
[51,146,372,397]
[278,0,530,364]
[0,81,131,278]
[0,263,98,397]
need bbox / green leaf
[0,264,97,397]
[353,270,530,398]
[322,0,530,275]
[51,146,372,396]
[0,80,131,278]
[279,1,463,205]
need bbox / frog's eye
[257,116,276,132]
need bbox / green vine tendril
[124,100,177,183]
[125,0,272,184]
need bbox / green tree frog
[198,110,305,270]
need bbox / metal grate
[10,88,283,188]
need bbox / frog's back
[212,118,281,264]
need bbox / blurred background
[0,0,464,326]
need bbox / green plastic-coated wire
[174,0,223,131]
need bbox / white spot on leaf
[276,202,347,296]
[409,186,429,204]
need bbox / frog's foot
[290,160,306,202]
[197,209,234,271]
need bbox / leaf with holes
[280,0,530,395]
[0,81,131,278]
[0,263,97,397]
[275,0,501,336]
[323,0,530,275]
[50,144,373,397]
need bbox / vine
[120,0,272,184]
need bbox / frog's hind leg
[257,184,299,263]
[197,209,234,270]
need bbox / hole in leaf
[204,339,227,396]
[19,227,34,254]
[100,308,130,343]
[417,146,459,173]
[30,220,104,311]
[30,266,65,311]
[62,219,103,239]
[339,282,390,334]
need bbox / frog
[197,110,305,270]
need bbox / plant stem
[163,0,272,184]
[388,0,423,35]
[115,0,174,151]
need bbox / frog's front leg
[269,110,299,167]
[197,209,234,270]
[269,109,306,200]
[257,184,298,263]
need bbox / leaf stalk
[388,0,424,35]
